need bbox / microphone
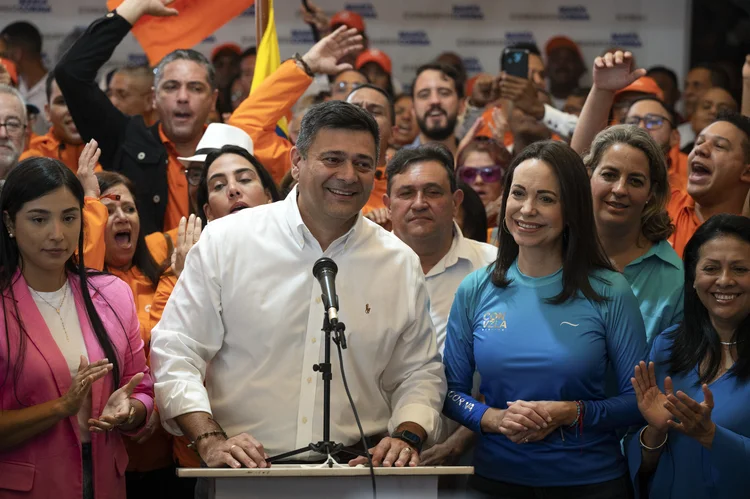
[313,257,339,325]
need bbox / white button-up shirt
[150,187,447,455]
[424,223,496,354]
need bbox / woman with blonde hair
[583,125,684,343]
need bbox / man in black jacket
[55,0,216,234]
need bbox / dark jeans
[82,443,93,499]
[126,465,190,499]
[469,474,633,499]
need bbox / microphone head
[313,257,338,279]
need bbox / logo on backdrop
[16,0,51,13]
[453,4,484,20]
[610,32,642,47]
[505,31,536,45]
[510,4,590,21]
[398,31,430,46]
[344,3,377,18]
[462,57,483,73]
[280,30,317,45]
[403,4,484,21]
[202,36,217,44]
[240,5,255,17]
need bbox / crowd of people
[0,0,749,498]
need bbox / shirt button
[311,337,316,344]
[145,304,151,313]
[137,152,146,160]
[315,296,321,304]
[106,12,114,18]
[165,158,169,165]
[302,417,308,424]
[307,377,312,383]
[153,195,161,203]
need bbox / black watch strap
[391,430,423,452]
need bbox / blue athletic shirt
[443,260,648,486]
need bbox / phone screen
[501,49,529,79]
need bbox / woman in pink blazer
[0,157,154,499]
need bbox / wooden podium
[178,465,474,498]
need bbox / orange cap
[0,57,18,86]
[355,49,392,75]
[211,43,242,61]
[545,36,584,61]
[615,76,664,102]
[330,11,366,33]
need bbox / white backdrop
[0,0,692,89]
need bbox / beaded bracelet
[187,430,228,450]
[566,401,583,429]
[560,401,584,442]
[639,426,668,451]
[293,53,315,77]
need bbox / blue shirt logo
[344,3,377,18]
[19,0,51,13]
[611,32,642,47]
[398,31,430,46]
[505,31,536,45]
[453,4,484,20]
[558,5,589,20]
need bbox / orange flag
[106,0,255,65]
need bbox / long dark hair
[96,171,164,289]
[456,180,488,242]
[667,214,750,383]
[0,158,122,397]
[197,145,280,222]
[491,141,614,304]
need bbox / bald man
[107,65,156,125]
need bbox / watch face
[401,431,420,444]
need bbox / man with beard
[19,73,102,173]
[54,0,218,234]
[408,63,463,156]
[0,84,26,178]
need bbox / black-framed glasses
[184,167,203,186]
[457,165,504,184]
[0,119,26,135]
[623,113,673,130]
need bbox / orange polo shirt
[667,145,689,192]
[362,167,388,215]
[19,127,103,173]
[667,188,701,258]
[159,125,193,232]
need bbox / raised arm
[569,51,645,154]
[228,26,362,184]
[54,0,177,169]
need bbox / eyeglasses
[623,113,673,130]
[184,167,203,187]
[0,119,26,135]
[457,165,504,184]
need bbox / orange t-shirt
[362,167,388,215]
[667,188,701,258]
[667,145,689,192]
[158,125,193,232]
[19,128,103,173]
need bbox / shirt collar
[627,239,683,270]
[424,222,474,278]
[283,185,364,252]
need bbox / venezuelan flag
[251,0,288,138]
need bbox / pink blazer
[0,271,154,499]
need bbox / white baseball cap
[177,123,254,163]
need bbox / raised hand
[487,107,509,144]
[592,50,646,92]
[664,383,717,449]
[77,139,101,199]
[59,356,113,417]
[300,0,331,38]
[302,25,363,75]
[88,372,144,433]
[172,214,202,277]
[498,73,544,119]
[631,361,672,432]
[456,117,484,158]
[117,0,178,25]
[469,74,499,108]
[364,207,391,231]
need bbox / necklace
[31,281,70,342]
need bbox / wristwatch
[391,430,423,453]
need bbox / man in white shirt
[150,100,446,472]
[0,22,49,135]
[383,144,494,467]
[384,144,496,353]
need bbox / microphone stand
[267,314,368,467]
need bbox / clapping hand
[631,361,672,433]
[172,214,202,277]
[59,356,113,417]
[88,373,144,433]
[302,26,363,75]
[592,50,646,92]
[664,383,716,449]
[77,139,101,199]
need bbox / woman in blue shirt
[629,214,750,498]
[443,140,647,498]
[583,124,683,344]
